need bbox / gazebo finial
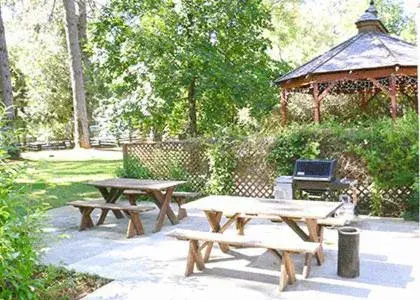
[366,0,378,17]
[355,0,388,33]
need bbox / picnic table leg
[269,249,290,292]
[126,211,145,238]
[78,207,94,230]
[281,217,310,241]
[236,217,245,235]
[202,211,237,256]
[127,193,137,205]
[152,188,179,233]
[174,197,188,220]
[302,253,313,278]
[201,211,220,261]
[282,216,325,273]
[305,218,324,265]
[96,208,109,226]
[98,187,124,220]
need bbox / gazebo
[274,1,417,125]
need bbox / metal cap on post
[337,227,360,278]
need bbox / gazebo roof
[275,33,417,84]
[276,1,418,126]
[275,1,417,88]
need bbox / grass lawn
[16,159,122,208]
[7,157,120,298]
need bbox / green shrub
[206,135,238,195]
[0,117,45,299]
[117,155,152,179]
[267,112,418,218]
[167,161,194,192]
[351,112,418,189]
[404,181,419,221]
[267,125,320,175]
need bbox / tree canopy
[1,0,416,141]
[89,0,287,138]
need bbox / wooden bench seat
[69,200,155,238]
[167,229,320,291]
[123,190,201,220]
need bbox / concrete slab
[40,204,419,300]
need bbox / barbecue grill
[292,159,350,200]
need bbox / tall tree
[76,0,93,120]
[0,5,14,120]
[62,0,90,148]
[91,0,283,138]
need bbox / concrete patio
[41,202,419,300]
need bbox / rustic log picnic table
[183,195,342,271]
[87,178,186,232]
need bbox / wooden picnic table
[183,195,342,270]
[87,178,186,232]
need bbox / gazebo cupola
[355,1,388,33]
[275,0,417,125]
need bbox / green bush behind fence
[122,112,418,220]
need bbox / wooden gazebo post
[389,75,398,120]
[361,91,368,112]
[369,75,398,120]
[312,83,320,123]
[280,89,288,126]
[312,82,336,124]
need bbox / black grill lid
[293,159,336,182]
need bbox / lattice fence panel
[125,141,209,190]
[124,140,413,217]
[298,184,413,217]
[231,137,277,198]
[378,186,413,217]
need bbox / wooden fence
[19,137,144,151]
[123,140,413,217]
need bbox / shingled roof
[275,1,417,85]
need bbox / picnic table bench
[167,229,320,291]
[69,200,155,238]
[123,190,201,220]
[87,178,186,232]
[183,196,343,269]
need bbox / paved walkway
[41,204,419,300]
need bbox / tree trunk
[0,7,14,120]
[77,0,93,122]
[63,0,90,148]
[185,12,197,138]
[187,77,197,137]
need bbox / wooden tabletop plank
[183,195,342,219]
[87,178,186,190]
